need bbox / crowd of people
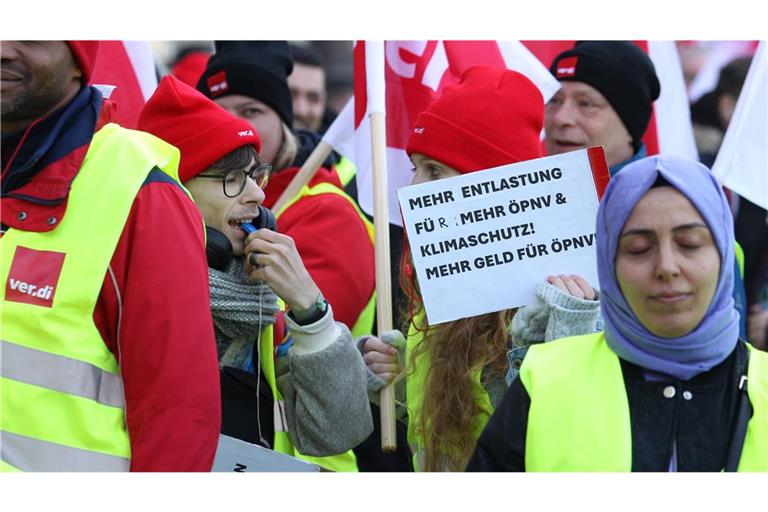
[1,39,765,472]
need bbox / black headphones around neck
[206,204,277,271]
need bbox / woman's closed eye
[623,244,652,256]
[619,235,653,256]
[675,234,709,251]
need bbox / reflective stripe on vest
[258,323,359,472]
[333,157,356,188]
[1,340,124,407]
[405,311,493,471]
[276,181,375,338]
[1,123,182,471]
[521,332,768,471]
[1,431,129,472]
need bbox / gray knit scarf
[208,258,279,369]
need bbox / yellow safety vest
[276,181,376,338]
[521,332,768,471]
[736,241,745,277]
[405,312,493,471]
[1,124,182,471]
[333,157,356,188]
[258,324,358,472]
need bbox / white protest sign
[212,434,320,472]
[398,147,609,325]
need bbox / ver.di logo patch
[5,246,66,308]
[207,71,229,97]
[556,56,579,78]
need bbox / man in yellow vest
[1,41,221,471]
[138,76,372,472]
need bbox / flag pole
[273,141,333,214]
[371,111,396,452]
[366,41,397,452]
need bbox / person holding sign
[138,77,372,471]
[467,155,768,472]
[360,66,601,472]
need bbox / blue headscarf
[596,155,739,380]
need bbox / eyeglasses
[197,162,273,197]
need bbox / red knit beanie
[137,76,262,182]
[66,41,100,84]
[406,66,544,174]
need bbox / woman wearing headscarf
[467,155,768,471]
[360,66,602,472]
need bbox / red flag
[89,41,157,129]
[337,40,559,226]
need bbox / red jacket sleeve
[278,192,375,332]
[95,177,221,471]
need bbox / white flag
[712,41,767,210]
[647,40,699,160]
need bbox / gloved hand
[356,330,406,392]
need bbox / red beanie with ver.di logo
[406,66,544,174]
[137,75,262,182]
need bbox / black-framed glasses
[197,162,273,197]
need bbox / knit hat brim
[407,111,540,174]
[176,117,261,182]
